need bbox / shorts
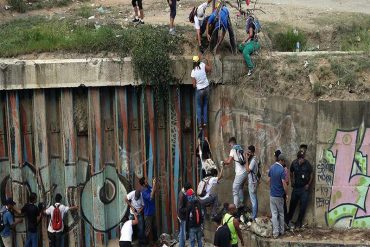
[132,0,143,10]
[169,0,176,18]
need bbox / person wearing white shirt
[191,55,212,130]
[119,213,139,247]
[125,190,145,245]
[223,137,248,209]
[44,193,78,247]
[193,0,212,51]
[199,167,223,217]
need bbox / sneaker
[132,18,139,23]
[247,69,254,76]
[169,28,176,35]
[139,20,145,24]
[273,235,279,239]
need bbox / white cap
[196,3,207,20]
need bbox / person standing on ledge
[191,55,212,132]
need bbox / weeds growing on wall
[7,0,27,13]
[273,29,307,52]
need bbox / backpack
[188,201,203,227]
[189,7,197,23]
[51,205,63,231]
[246,16,262,36]
[250,157,262,182]
[222,215,233,239]
[0,209,7,232]
[233,146,246,166]
[197,177,211,197]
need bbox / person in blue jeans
[246,145,258,221]
[0,198,23,247]
[177,182,192,247]
[186,189,203,247]
[191,55,212,130]
[21,193,42,247]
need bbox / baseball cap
[192,56,200,63]
[5,197,16,206]
[196,5,206,20]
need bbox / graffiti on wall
[319,126,370,227]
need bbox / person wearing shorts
[132,0,144,24]
[168,0,176,34]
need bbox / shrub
[7,0,27,13]
[273,29,307,52]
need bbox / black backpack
[235,148,246,166]
[189,7,197,23]
[188,201,203,227]
[221,216,233,240]
[250,157,262,182]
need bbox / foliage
[7,0,27,13]
[273,29,307,52]
[312,82,323,97]
[77,5,94,19]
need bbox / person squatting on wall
[245,145,259,221]
[239,15,261,76]
[198,167,223,218]
[177,182,192,247]
[268,154,289,238]
[45,193,79,247]
[286,147,313,229]
[223,137,247,210]
[125,189,145,245]
[21,193,42,247]
[119,212,139,247]
[0,198,23,247]
[140,177,158,245]
[191,55,212,131]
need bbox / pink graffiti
[329,129,370,215]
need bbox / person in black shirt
[286,150,313,228]
[213,213,231,247]
[21,193,41,247]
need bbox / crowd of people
[0,193,78,247]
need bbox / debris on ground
[250,217,272,238]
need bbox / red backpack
[51,205,63,231]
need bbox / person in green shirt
[222,204,244,247]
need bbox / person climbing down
[198,167,223,218]
[131,0,144,24]
[239,15,261,76]
[190,0,213,52]
[119,213,139,247]
[191,55,212,130]
[206,3,236,54]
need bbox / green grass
[76,5,94,19]
[273,29,307,52]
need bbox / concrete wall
[208,86,370,229]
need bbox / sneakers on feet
[139,19,145,24]
[169,28,176,35]
[247,69,254,76]
[132,18,139,23]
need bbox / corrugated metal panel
[0,86,197,246]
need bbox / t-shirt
[45,203,70,233]
[119,220,133,242]
[290,159,313,188]
[0,207,14,237]
[208,7,229,30]
[142,186,155,216]
[268,162,286,197]
[126,191,144,214]
[199,177,218,200]
[248,157,258,184]
[214,225,231,247]
[229,148,246,176]
[191,62,209,90]
[21,203,40,233]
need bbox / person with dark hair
[196,135,213,178]
[191,55,212,130]
[199,167,223,217]
[140,177,157,244]
[222,204,244,247]
[131,0,144,24]
[0,198,23,247]
[191,0,213,52]
[45,193,78,247]
[274,150,289,223]
[177,182,192,247]
[213,213,231,247]
[268,154,288,238]
[239,15,260,76]
[21,193,41,247]
[167,0,177,35]
[119,213,139,247]
[286,149,313,228]
[245,145,258,221]
[186,189,204,247]
[224,137,247,210]
[125,189,144,245]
